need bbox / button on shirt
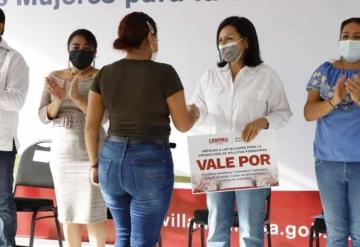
[0,39,29,151]
[191,64,292,135]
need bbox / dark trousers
[0,143,17,247]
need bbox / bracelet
[328,98,337,109]
[90,163,98,168]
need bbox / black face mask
[69,50,94,70]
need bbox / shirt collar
[220,63,257,76]
[0,38,11,51]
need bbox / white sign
[188,131,279,194]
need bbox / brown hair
[113,12,157,51]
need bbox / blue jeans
[207,188,270,247]
[98,139,174,247]
[316,159,360,247]
[0,144,17,247]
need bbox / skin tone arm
[241,118,269,143]
[85,91,105,185]
[69,74,88,113]
[45,76,66,119]
[46,70,94,119]
[304,75,347,121]
[167,90,199,132]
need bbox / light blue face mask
[339,40,360,63]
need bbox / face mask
[218,40,243,63]
[69,50,94,70]
[338,40,360,63]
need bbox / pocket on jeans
[315,159,322,167]
[99,157,112,188]
[132,158,173,195]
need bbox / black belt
[107,136,176,149]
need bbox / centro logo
[208,137,229,145]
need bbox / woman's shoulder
[150,61,176,71]
[203,64,228,76]
[49,69,71,81]
[251,63,281,80]
[312,61,334,74]
[104,59,174,71]
[253,63,275,73]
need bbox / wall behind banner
[3,0,360,193]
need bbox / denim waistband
[107,136,176,149]
[107,135,167,144]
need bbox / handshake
[187,104,200,122]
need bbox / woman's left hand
[241,117,269,143]
[345,74,360,106]
[69,74,80,101]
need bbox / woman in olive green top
[85,12,198,246]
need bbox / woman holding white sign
[191,16,292,247]
[304,17,360,247]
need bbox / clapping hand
[46,76,65,102]
[69,74,80,101]
[345,74,360,106]
[331,75,347,106]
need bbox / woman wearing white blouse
[191,16,292,247]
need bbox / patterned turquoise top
[306,62,360,161]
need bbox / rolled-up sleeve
[190,69,210,124]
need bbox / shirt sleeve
[90,67,102,94]
[264,69,293,129]
[306,63,327,92]
[163,65,184,98]
[0,52,29,112]
[190,69,210,124]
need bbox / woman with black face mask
[38,29,107,247]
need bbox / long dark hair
[0,8,5,24]
[217,16,263,67]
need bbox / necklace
[69,67,95,78]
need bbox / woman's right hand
[187,104,200,122]
[46,76,66,102]
[331,75,347,105]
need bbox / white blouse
[191,63,292,135]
